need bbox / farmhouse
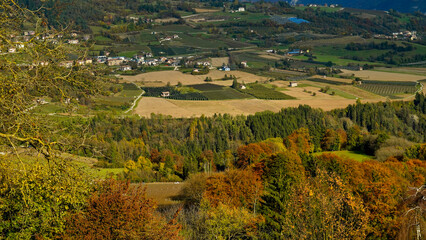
[287,49,304,56]
[85,58,93,65]
[59,61,73,68]
[68,39,79,44]
[220,66,231,71]
[238,7,245,12]
[120,65,132,71]
[240,61,248,68]
[96,56,107,63]
[107,58,124,66]
[289,82,298,87]
[161,92,170,97]
[76,60,85,66]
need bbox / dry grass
[258,54,284,60]
[121,70,268,86]
[143,182,183,206]
[374,67,426,76]
[134,96,384,118]
[310,75,353,84]
[211,57,229,67]
[341,70,425,82]
[194,8,220,13]
[154,18,179,23]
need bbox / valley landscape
[1,0,426,239]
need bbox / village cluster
[374,31,418,41]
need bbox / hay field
[341,70,425,82]
[121,70,268,86]
[374,67,426,76]
[143,182,183,206]
[134,96,384,118]
[154,18,179,23]
[310,75,353,84]
[258,54,284,60]
[194,8,220,13]
[211,57,229,67]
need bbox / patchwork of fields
[120,65,423,118]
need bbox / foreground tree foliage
[64,179,182,240]
[0,0,106,156]
[0,157,92,239]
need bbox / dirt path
[124,90,144,114]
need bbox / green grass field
[202,87,254,100]
[93,83,143,110]
[94,168,125,178]
[314,150,373,162]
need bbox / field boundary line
[125,90,145,113]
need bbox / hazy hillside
[264,0,426,13]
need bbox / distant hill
[261,0,426,13]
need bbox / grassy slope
[314,150,374,162]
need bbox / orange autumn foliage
[315,153,426,239]
[203,169,263,210]
[284,128,311,154]
[64,179,182,240]
[236,142,273,168]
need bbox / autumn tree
[0,0,106,156]
[278,170,368,239]
[321,129,341,151]
[203,169,263,211]
[236,142,273,168]
[0,157,92,239]
[284,128,312,154]
[64,179,182,239]
[191,202,263,240]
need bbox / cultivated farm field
[121,70,269,86]
[341,70,425,82]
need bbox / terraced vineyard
[357,80,418,97]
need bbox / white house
[289,82,298,87]
[161,92,170,97]
[220,66,231,71]
[238,7,245,12]
[120,65,132,71]
[59,61,73,68]
[68,39,79,44]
